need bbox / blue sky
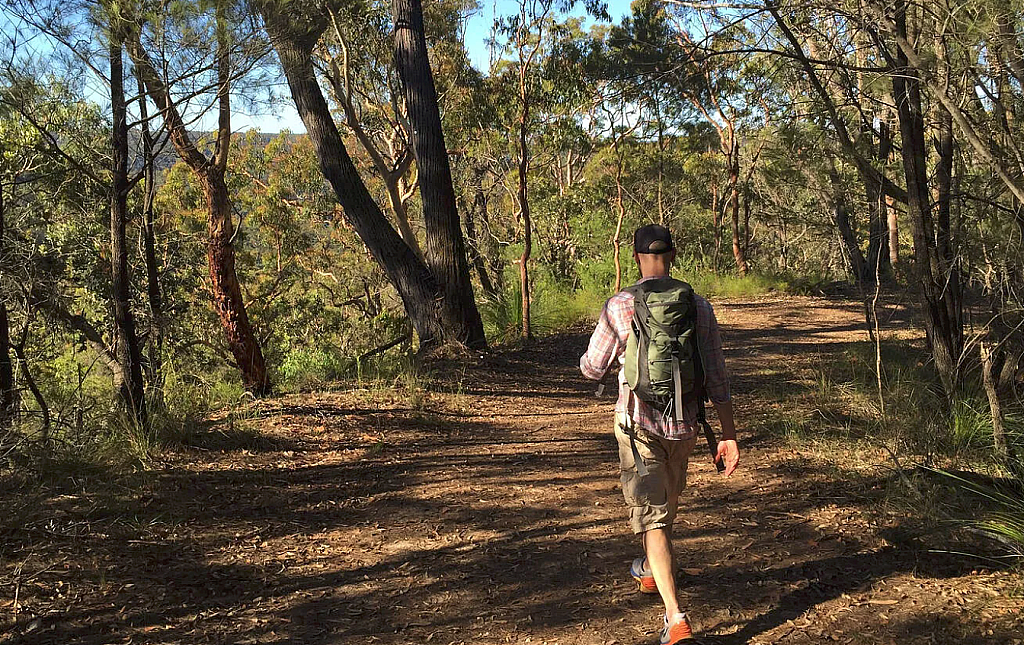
[249,0,636,133]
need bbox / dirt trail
[3,297,1022,644]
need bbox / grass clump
[685,271,793,298]
[480,281,602,345]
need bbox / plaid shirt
[580,277,731,440]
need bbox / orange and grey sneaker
[660,612,694,644]
[629,556,658,594]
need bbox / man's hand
[714,439,739,476]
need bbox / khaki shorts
[614,413,698,535]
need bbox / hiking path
[3,297,1022,645]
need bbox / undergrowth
[760,331,1024,563]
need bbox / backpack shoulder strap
[623,283,652,326]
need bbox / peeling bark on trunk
[204,175,270,394]
[127,9,270,395]
[109,38,148,428]
[392,0,486,348]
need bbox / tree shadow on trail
[4,299,1017,645]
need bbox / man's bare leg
[643,527,679,617]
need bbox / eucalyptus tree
[393,0,486,347]
[127,0,274,394]
[319,0,422,257]
[258,0,487,349]
[108,6,148,426]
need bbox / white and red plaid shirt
[580,277,731,440]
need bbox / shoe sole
[632,574,659,594]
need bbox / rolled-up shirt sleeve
[580,298,626,381]
[696,296,731,404]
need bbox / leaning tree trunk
[818,161,867,283]
[0,185,15,432]
[980,340,1008,459]
[127,13,270,395]
[204,173,270,394]
[109,38,148,428]
[261,9,448,347]
[392,0,486,348]
[892,2,960,400]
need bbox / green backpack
[623,277,704,422]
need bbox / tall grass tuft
[479,282,557,345]
[684,272,791,298]
[940,466,1024,562]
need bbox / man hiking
[580,224,739,644]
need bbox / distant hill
[128,130,305,180]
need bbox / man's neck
[640,271,670,280]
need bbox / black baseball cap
[634,224,674,254]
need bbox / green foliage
[940,468,1024,562]
[278,347,348,390]
[682,271,793,299]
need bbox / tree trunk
[711,175,721,272]
[0,186,15,432]
[518,72,533,341]
[887,195,899,267]
[127,11,270,395]
[866,118,892,281]
[261,9,448,347]
[392,0,486,348]
[892,1,959,400]
[135,66,164,406]
[109,38,148,428]
[384,180,422,260]
[821,161,867,283]
[13,338,47,437]
[464,174,496,297]
[728,140,750,275]
[203,173,270,394]
[612,143,627,293]
[980,340,1008,459]
[932,54,963,361]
